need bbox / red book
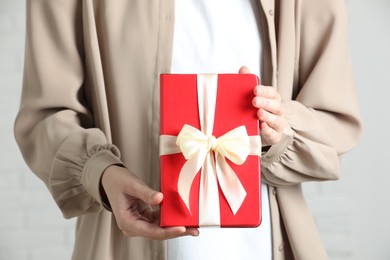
[160,73,261,227]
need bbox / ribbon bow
[176,124,250,215]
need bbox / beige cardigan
[14,0,362,259]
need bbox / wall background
[0,0,389,259]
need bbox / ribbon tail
[215,153,247,215]
[177,149,208,214]
[199,153,221,226]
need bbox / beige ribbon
[160,74,261,226]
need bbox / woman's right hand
[101,165,199,240]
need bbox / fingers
[122,221,199,240]
[257,108,284,132]
[253,85,281,101]
[113,195,199,240]
[257,106,285,145]
[252,85,285,146]
[252,86,284,128]
[118,205,199,240]
[239,66,251,74]
[252,96,283,116]
[259,121,284,145]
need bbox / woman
[14,0,361,259]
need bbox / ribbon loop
[214,126,251,165]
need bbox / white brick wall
[0,1,75,260]
[1,0,389,260]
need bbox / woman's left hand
[239,66,287,147]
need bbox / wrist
[100,165,123,211]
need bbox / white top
[169,0,272,259]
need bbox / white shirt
[169,0,272,259]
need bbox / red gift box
[159,73,261,227]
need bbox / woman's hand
[239,66,287,146]
[101,165,199,240]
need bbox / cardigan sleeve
[14,0,123,218]
[261,0,362,187]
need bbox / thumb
[131,178,163,206]
[239,66,251,74]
